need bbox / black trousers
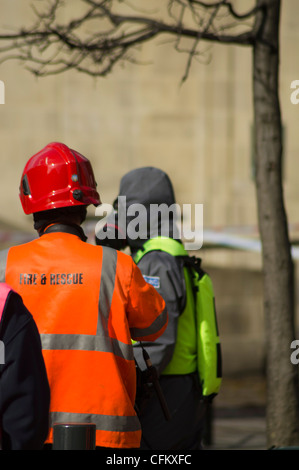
[138,374,206,450]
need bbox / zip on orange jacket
[0,229,168,449]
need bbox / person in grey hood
[96,167,206,450]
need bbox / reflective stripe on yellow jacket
[3,231,168,448]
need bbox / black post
[53,423,96,450]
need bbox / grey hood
[116,167,180,249]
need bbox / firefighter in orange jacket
[0,142,168,449]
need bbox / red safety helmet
[19,142,101,215]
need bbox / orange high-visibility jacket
[0,229,168,448]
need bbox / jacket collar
[41,223,88,242]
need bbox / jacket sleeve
[133,251,186,376]
[0,291,50,450]
[126,260,168,343]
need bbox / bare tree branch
[188,0,265,20]
[0,0,266,77]
[181,0,222,83]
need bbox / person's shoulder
[0,287,33,339]
[138,249,181,269]
[0,284,23,309]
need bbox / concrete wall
[207,262,265,377]
[206,253,299,377]
[0,0,298,239]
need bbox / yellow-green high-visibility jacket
[134,236,222,399]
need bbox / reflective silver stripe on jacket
[50,411,140,432]
[97,246,117,336]
[40,333,134,361]
[0,249,8,283]
[130,304,168,338]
